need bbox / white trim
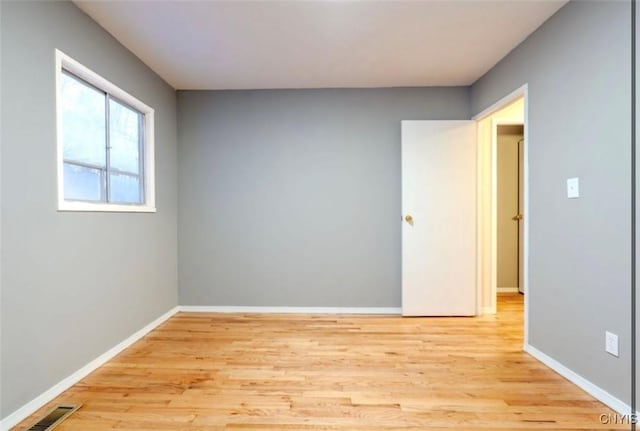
[472,84,529,348]
[0,306,179,431]
[8,304,634,430]
[179,305,402,315]
[55,49,156,213]
[472,84,528,121]
[497,287,519,293]
[56,49,153,117]
[55,51,64,212]
[489,117,498,314]
[524,343,632,416]
[57,202,157,213]
[522,85,530,346]
[476,130,487,316]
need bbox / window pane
[109,99,142,175]
[61,72,106,167]
[64,163,103,202]
[110,172,141,204]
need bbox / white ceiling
[73,0,567,90]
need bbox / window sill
[58,201,157,213]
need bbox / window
[56,50,155,212]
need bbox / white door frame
[473,84,530,347]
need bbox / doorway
[399,87,528,327]
[496,124,524,295]
[473,84,528,344]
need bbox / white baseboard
[179,305,402,315]
[497,287,519,293]
[10,308,634,430]
[0,306,180,431]
[524,343,632,415]
[481,306,496,315]
[1,303,399,429]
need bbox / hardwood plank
[11,295,626,430]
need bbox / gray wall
[1,0,635,420]
[0,1,178,418]
[177,88,469,307]
[472,1,632,404]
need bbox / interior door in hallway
[517,137,525,294]
[401,120,477,316]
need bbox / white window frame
[55,49,156,212]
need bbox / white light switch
[567,177,580,198]
[605,331,619,357]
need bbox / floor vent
[27,404,81,431]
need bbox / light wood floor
[14,294,624,430]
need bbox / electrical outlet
[605,331,619,357]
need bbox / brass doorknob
[512,214,524,221]
[405,215,413,223]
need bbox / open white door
[401,121,477,316]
